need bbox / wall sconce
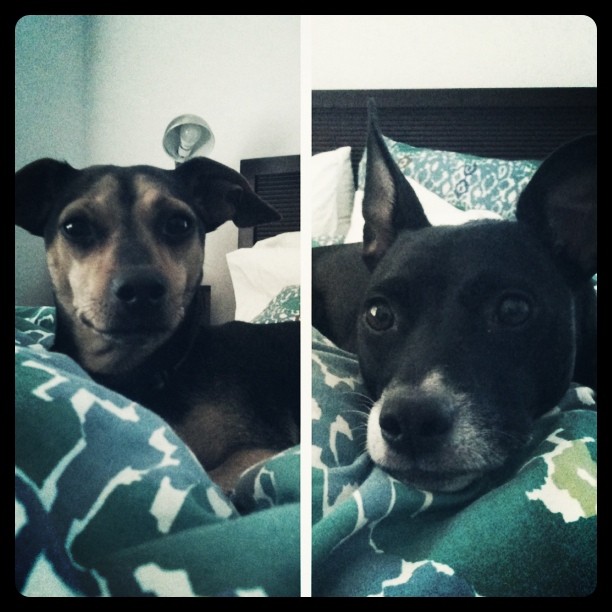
[162,114,215,164]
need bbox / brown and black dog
[15,156,300,492]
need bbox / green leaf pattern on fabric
[525,428,597,522]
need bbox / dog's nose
[379,393,454,456]
[112,270,167,309]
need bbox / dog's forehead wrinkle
[83,173,121,194]
[77,170,170,213]
[61,173,123,209]
[63,170,139,219]
[130,174,197,218]
[133,174,172,197]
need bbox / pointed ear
[361,100,430,269]
[15,159,78,237]
[516,134,597,280]
[174,157,280,232]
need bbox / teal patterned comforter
[311,329,597,597]
[15,305,300,597]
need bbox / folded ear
[361,100,430,270]
[15,158,78,237]
[174,157,280,232]
[516,134,597,281]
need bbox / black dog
[313,105,596,492]
[15,156,299,492]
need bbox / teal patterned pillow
[358,136,541,219]
[312,234,344,248]
[252,285,300,323]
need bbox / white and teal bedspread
[14,299,598,597]
[311,328,597,597]
[15,304,300,597]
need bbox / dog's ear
[174,157,280,232]
[361,100,430,270]
[15,159,78,237]
[516,134,597,281]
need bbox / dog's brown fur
[16,157,300,492]
[47,172,205,375]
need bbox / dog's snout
[379,392,455,455]
[112,270,167,309]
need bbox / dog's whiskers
[343,391,374,410]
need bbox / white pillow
[226,232,300,322]
[343,178,501,244]
[311,146,355,237]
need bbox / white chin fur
[366,400,389,467]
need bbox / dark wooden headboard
[312,88,597,181]
[239,154,300,247]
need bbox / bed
[311,88,597,597]
[228,154,301,323]
[15,155,301,597]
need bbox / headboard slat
[239,154,300,247]
[313,88,597,181]
[252,171,300,242]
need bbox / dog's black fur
[15,156,299,492]
[313,104,596,492]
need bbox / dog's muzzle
[81,267,179,341]
[111,268,168,313]
[365,371,510,492]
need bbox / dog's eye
[495,294,532,327]
[163,214,194,239]
[365,299,395,331]
[61,218,95,243]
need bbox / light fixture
[162,114,215,164]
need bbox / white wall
[15,15,301,323]
[85,15,300,323]
[14,15,597,316]
[312,15,597,89]
[15,15,90,307]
